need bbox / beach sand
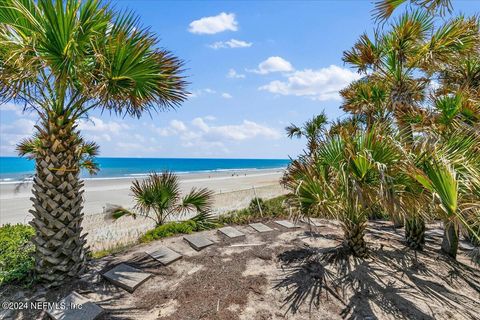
[0,169,286,250]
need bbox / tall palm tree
[0,0,188,285]
[114,172,214,226]
[284,127,403,257]
[343,10,478,145]
[285,112,328,155]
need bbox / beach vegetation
[248,197,267,216]
[283,0,480,260]
[0,0,188,285]
[219,195,288,225]
[113,172,215,226]
[285,112,328,155]
[90,243,137,260]
[140,211,219,243]
[222,0,479,275]
[0,224,35,286]
[284,126,405,257]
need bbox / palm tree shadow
[274,243,480,319]
[274,247,344,314]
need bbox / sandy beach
[0,169,286,249]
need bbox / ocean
[0,157,290,182]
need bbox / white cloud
[188,12,238,35]
[170,119,187,132]
[0,103,25,116]
[188,88,218,98]
[209,39,252,49]
[149,117,281,152]
[115,142,162,154]
[249,56,294,74]
[222,93,233,99]
[1,118,35,135]
[227,69,246,79]
[0,118,36,155]
[259,65,361,101]
[78,117,129,134]
[190,117,281,141]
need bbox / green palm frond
[285,124,302,139]
[128,172,214,226]
[420,15,479,66]
[131,171,181,217]
[418,160,458,216]
[180,187,215,215]
[190,211,218,230]
[434,93,463,129]
[0,0,188,118]
[16,134,100,174]
[373,0,452,21]
[343,33,381,73]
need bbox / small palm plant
[284,127,402,257]
[412,131,480,258]
[115,172,214,226]
[382,158,431,250]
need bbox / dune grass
[218,196,288,225]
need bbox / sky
[0,0,478,159]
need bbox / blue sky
[0,0,478,159]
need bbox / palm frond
[373,0,452,21]
[131,171,181,217]
[285,124,302,139]
[179,187,214,216]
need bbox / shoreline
[0,168,286,226]
[0,166,288,184]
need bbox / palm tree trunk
[343,220,368,257]
[405,216,425,250]
[29,114,87,286]
[441,221,459,259]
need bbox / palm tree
[114,172,214,226]
[0,0,188,285]
[343,10,478,145]
[284,127,403,257]
[382,142,432,250]
[285,112,328,155]
[413,127,480,258]
[343,8,478,240]
[340,78,391,129]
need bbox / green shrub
[0,224,35,285]
[249,197,266,215]
[141,221,196,242]
[140,211,220,243]
[219,196,288,224]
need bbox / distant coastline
[0,157,290,183]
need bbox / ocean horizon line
[0,157,291,183]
